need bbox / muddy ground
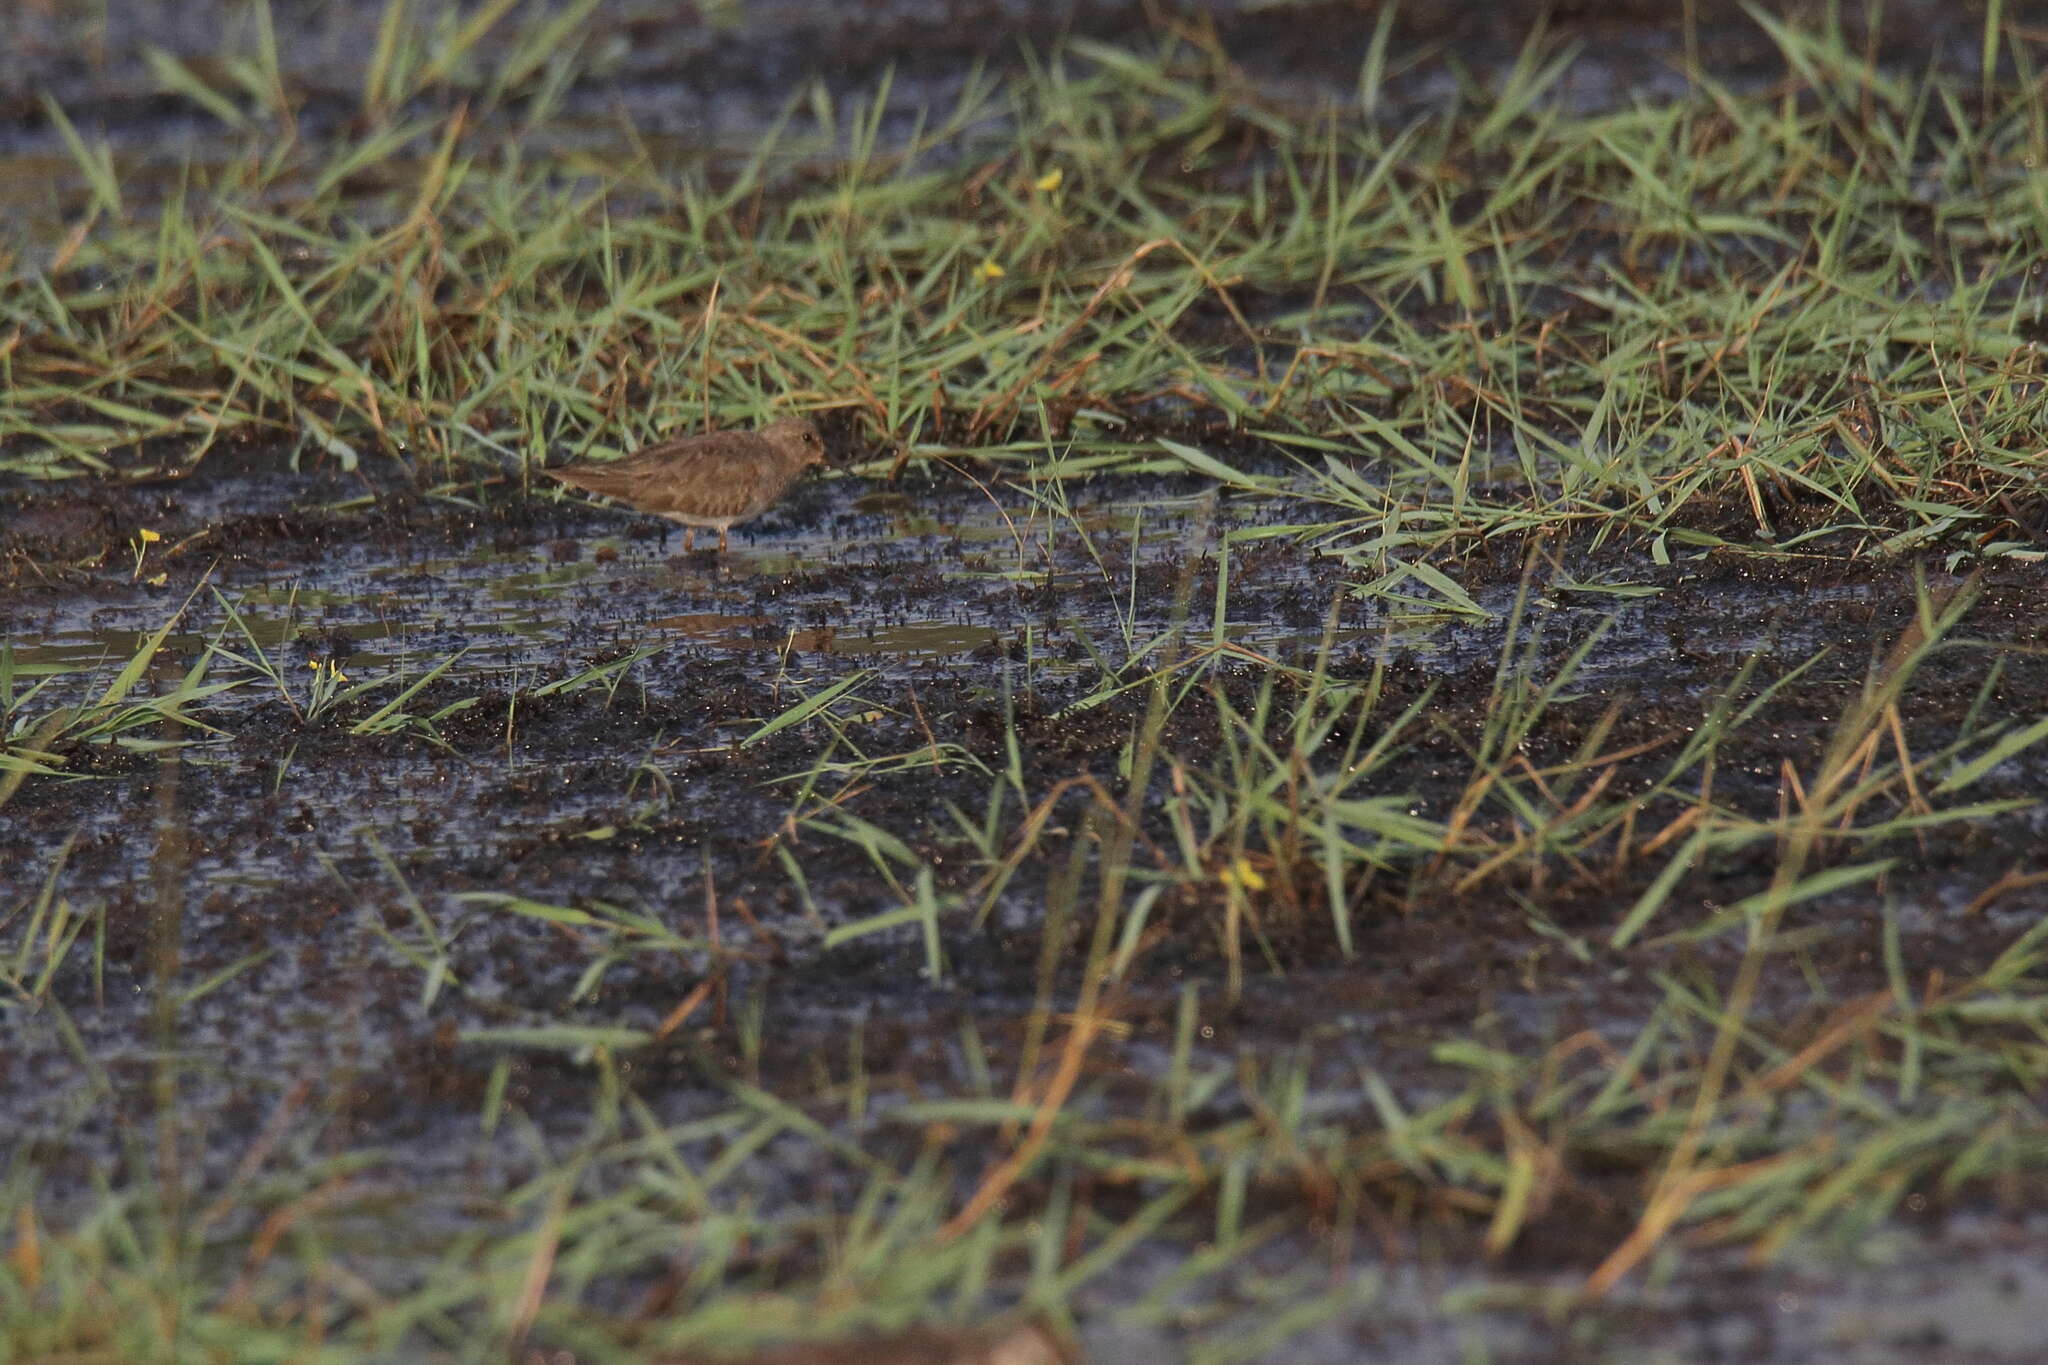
[8,1,2048,1361]
[6,435,2048,1360]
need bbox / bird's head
[760,417,827,468]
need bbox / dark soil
[6,439,2047,1360]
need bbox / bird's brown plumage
[542,417,825,552]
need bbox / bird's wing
[545,431,729,493]
[632,444,776,521]
[539,460,647,499]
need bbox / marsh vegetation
[4,2,2048,1360]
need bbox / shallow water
[6,450,2047,1360]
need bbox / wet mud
[8,1,2048,1359]
[5,440,2048,1360]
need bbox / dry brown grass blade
[506,1176,571,1355]
[936,992,1117,1246]
[1583,569,1986,1298]
[1748,990,1897,1096]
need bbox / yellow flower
[1034,167,1064,192]
[137,527,162,543]
[145,572,167,586]
[973,259,1005,281]
[1218,857,1266,892]
[307,659,322,670]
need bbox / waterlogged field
[4,2,2048,1361]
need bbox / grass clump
[5,5,2047,568]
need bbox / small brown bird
[542,417,826,553]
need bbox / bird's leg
[717,527,730,554]
[683,528,696,553]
